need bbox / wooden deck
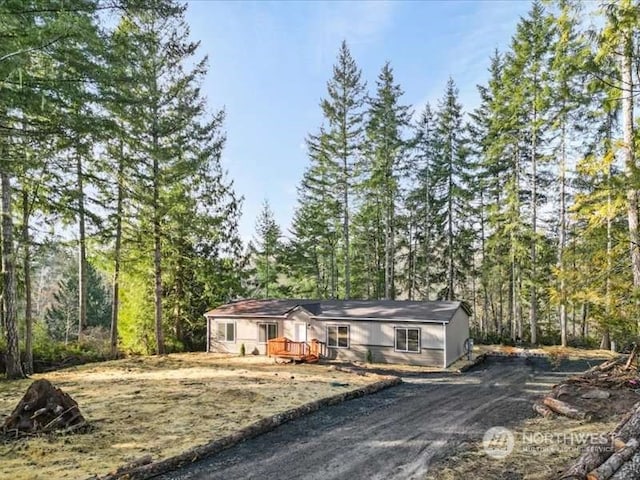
[267,337,327,363]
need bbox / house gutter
[205,314,289,320]
[309,316,450,325]
[205,314,210,353]
[443,323,447,369]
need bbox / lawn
[0,353,390,480]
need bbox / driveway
[158,357,598,480]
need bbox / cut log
[562,403,640,479]
[625,345,638,370]
[581,389,611,400]
[543,397,592,420]
[554,383,574,399]
[2,379,85,434]
[597,358,625,373]
[611,450,640,479]
[533,401,555,418]
[587,438,639,480]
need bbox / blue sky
[185,0,533,242]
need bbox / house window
[395,327,420,353]
[217,321,235,343]
[258,323,278,343]
[327,325,349,348]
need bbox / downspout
[443,322,447,369]
[206,315,210,353]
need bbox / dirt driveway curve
[159,357,598,480]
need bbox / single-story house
[205,299,471,367]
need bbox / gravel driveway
[158,357,598,480]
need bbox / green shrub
[240,343,246,356]
[366,349,373,363]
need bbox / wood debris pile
[560,402,640,479]
[533,353,640,422]
[2,379,87,439]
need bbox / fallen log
[543,397,593,421]
[625,345,639,370]
[581,389,610,400]
[587,438,639,480]
[533,401,555,418]
[611,450,640,479]
[597,358,625,373]
[561,403,640,479]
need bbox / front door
[294,323,307,342]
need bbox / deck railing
[267,337,326,360]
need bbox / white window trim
[394,327,421,354]
[326,324,350,349]
[258,322,278,344]
[217,321,236,343]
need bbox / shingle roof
[315,300,467,322]
[205,299,469,323]
[204,299,317,317]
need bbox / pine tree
[250,200,283,298]
[362,62,411,299]
[320,41,366,299]
[430,78,474,300]
[405,103,440,300]
[111,0,221,354]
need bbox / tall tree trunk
[559,119,567,347]
[447,166,454,300]
[2,171,24,379]
[110,146,124,359]
[384,189,392,299]
[621,32,640,288]
[22,190,33,374]
[153,156,164,355]
[530,103,538,345]
[76,153,87,340]
[424,175,431,301]
[480,190,489,335]
[605,118,613,350]
[342,155,350,299]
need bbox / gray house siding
[308,319,445,367]
[206,301,470,368]
[445,308,470,366]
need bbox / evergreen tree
[249,200,283,298]
[320,41,366,299]
[361,62,411,299]
[430,78,474,300]
[405,103,440,300]
[45,259,113,343]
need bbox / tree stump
[2,379,85,434]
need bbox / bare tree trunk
[2,171,24,379]
[342,155,350,299]
[559,119,567,347]
[383,187,395,300]
[424,165,431,301]
[22,190,33,374]
[110,145,124,359]
[153,152,164,355]
[621,27,640,288]
[480,190,489,335]
[76,152,87,340]
[530,102,538,345]
[447,166,454,300]
[606,119,614,349]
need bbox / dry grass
[428,416,620,480]
[0,353,388,480]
